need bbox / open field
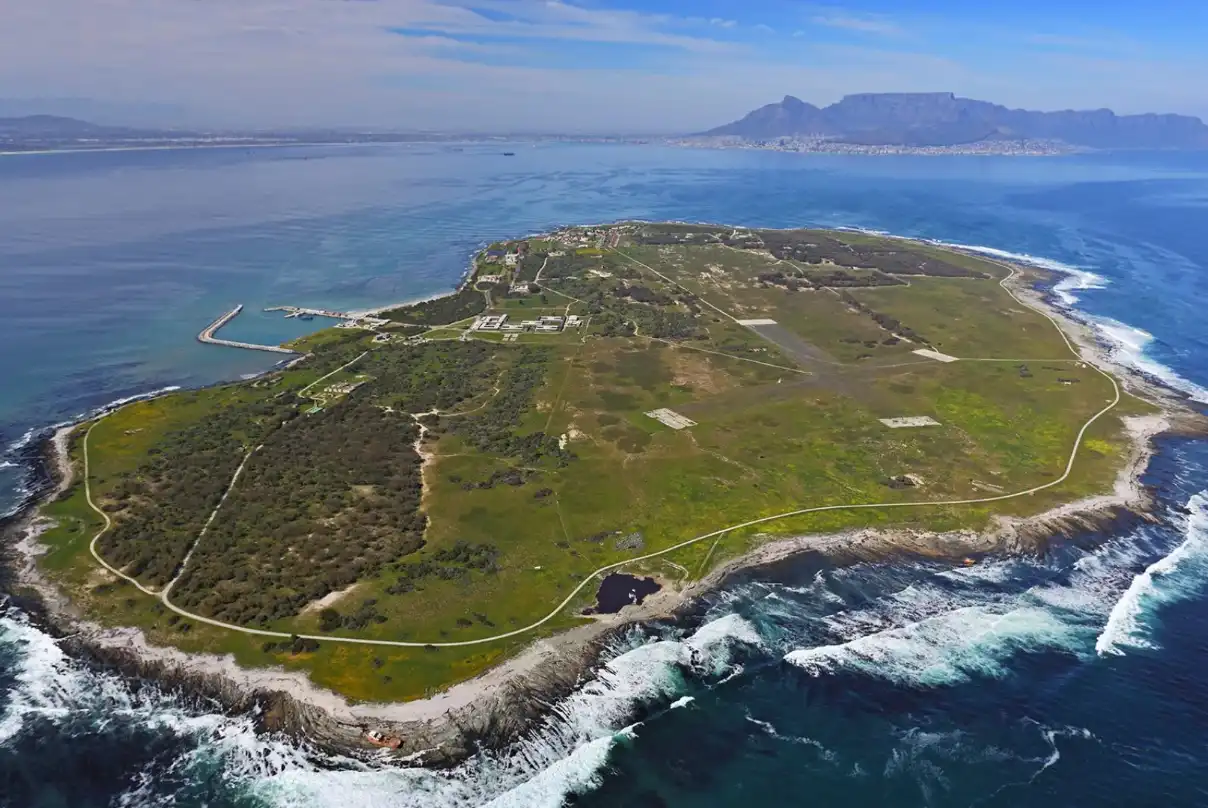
[32,222,1157,702]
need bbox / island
[10,222,1198,762]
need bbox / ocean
[2,142,1208,807]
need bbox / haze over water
[2,143,1208,807]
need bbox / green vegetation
[170,396,427,626]
[381,286,485,325]
[33,222,1155,704]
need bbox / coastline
[346,245,484,319]
[4,223,1206,764]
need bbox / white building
[474,314,508,331]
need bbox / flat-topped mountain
[701,92,1208,149]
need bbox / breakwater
[197,305,295,354]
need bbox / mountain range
[700,93,1208,149]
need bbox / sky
[2,0,1206,133]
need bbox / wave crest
[1096,491,1208,655]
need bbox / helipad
[879,416,942,428]
[645,408,698,430]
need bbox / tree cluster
[362,340,497,414]
[318,598,387,632]
[382,286,486,325]
[758,232,984,278]
[839,291,929,344]
[169,395,428,626]
[444,348,576,466]
[386,540,502,593]
[99,395,299,586]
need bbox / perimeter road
[80,261,1123,649]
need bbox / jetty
[264,305,353,321]
[198,305,295,354]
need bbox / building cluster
[334,315,389,330]
[552,226,628,249]
[483,241,530,265]
[554,229,603,248]
[323,381,365,396]
[472,313,583,334]
[670,135,1076,157]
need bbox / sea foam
[779,530,1179,689]
[934,240,1208,402]
[244,613,761,808]
[784,605,1082,687]
[1091,318,1208,403]
[932,241,1109,305]
[1096,492,1208,655]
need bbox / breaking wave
[5,427,38,454]
[785,605,1082,686]
[0,384,187,516]
[1097,492,1208,655]
[931,240,1208,402]
[0,608,253,751]
[243,613,760,807]
[1,606,760,807]
[1091,318,1208,403]
[779,527,1179,688]
[934,241,1110,306]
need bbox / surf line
[79,265,1122,648]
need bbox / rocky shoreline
[3,238,1206,768]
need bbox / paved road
[80,263,1123,649]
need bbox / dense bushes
[382,286,486,325]
[445,348,576,466]
[363,340,497,413]
[170,395,428,626]
[386,540,502,593]
[839,292,929,344]
[99,395,299,586]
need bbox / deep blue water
[2,143,1207,807]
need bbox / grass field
[31,225,1157,702]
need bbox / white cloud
[0,0,1202,131]
[810,13,901,36]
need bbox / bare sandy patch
[300,582,360,615]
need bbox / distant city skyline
[4,0,1206,132]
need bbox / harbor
[197,305,296,354]
[263,305,353,321]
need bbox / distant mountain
[701,93,1208,149]
[0,114,147,137]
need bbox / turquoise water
[2,143,1208,807]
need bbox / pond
[591,573,661,614]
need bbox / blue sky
[2,0,1205,131]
